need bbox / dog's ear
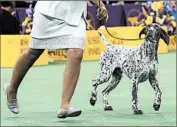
[139,27,146,39]
[160,28,169,45]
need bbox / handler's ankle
[7,86,17,100]
[60,102,71,109]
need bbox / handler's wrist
[99,2,105,8]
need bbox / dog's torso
[101,43,158,83]
[92,24,168,113]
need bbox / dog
[89,23,169,115]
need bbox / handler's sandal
[57,107,82,119]
[4,84,19,114]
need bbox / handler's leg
[57,48,84,118]
[4,48,44,114]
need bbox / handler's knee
[24,48,44,61]
[67,48,84,61]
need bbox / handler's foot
[57,107,82,119]
[4,84,19,114]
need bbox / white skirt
[29,11,86,50]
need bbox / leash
[98,1,146,41]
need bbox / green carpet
[1,52,176,126]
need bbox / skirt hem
[29,36,85,50]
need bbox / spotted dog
[90,23,169,115]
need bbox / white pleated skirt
[29,11,86,50]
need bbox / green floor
[1,52,176,126]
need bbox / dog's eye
[155,26,159,29]
[155,25,160,29]
[147,25,151,29]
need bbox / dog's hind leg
[149,75,162,111]
[90,66,112,106]
[102,68,122,111]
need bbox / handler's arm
[89,0,108,22]
[89,0,105,7]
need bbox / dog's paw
[90,97,96,106]
[153,104,160,111]
[134,110,143,115]
[104,106,113,111]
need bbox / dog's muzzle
[146,30,157,42]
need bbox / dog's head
[139,23,169,45]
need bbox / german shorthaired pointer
[90,23,169,115]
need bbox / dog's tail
[98,31,111,47]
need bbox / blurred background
[0,1,176,35]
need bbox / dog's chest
[122,58,157,82]
[138,63,158,82]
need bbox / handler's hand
[96,6,108,24]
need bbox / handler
[4,1,108,118]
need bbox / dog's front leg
[149,75,162,111]
[131,80,143,115]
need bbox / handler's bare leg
[57,49,84,118]
[4,48,44,114]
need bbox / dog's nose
[149,27,154,33]
[149,29,153,33]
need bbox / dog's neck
[140,39,159,62]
